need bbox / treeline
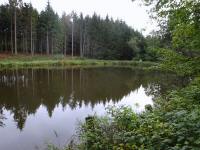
[0,0,147,60]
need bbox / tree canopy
[138,0,200,55]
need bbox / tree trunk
[14,5,17,54]
[46,30,49,55]
[22,33,25,53]
[83,29,86,57]
[40,40,42,54]
[72,22,74,58]
[11,15,13,54]
[4,33,7,51]
[64,33,67,56]
[87,37,90,57]
[33,39,35,54]
[80,31,83,58]
[25,31,28,54]
[30,14,33,56]
[51,37,53,55]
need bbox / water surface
[0,67,187,150]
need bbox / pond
[0,67,188,150]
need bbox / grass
[0,54,158,70]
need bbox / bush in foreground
[74,78,200,150]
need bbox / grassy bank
[0,54,157,69]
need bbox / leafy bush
[154,49,200,76]
[76,78,200,150]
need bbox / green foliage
[77,78,200,149]
[47,144,61,150]
[138,0,200,54]
[128,32,146,60]
[168,1,200,52]
[80,15,138,60]
[154,48,200,76]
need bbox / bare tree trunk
[14,5,17,54]
[72,21,74,58]
[22,33,25,53]
[87,37,90,57]
[51,37,53,55]
[80,31,83,58]
[33,39,35,54]
[5,33,7,51]
[83,29,86,57]
[11,15,13,54]
[46,30,49,55]
[40,40,42,54]
[30,14,33,56]
[25,30,28,54]
[64,33,67,56]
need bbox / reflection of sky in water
[92,85,153,115]
[0,86,152,150]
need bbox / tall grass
[0,55,157,69]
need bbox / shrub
[76,78,200,150]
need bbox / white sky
[0,0,158,35]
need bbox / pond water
[0,67,187,150]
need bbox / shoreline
[0,55,158,70]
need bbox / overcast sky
[1,0,158,35]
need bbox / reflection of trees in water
[0,115,5,127]
[0,107,6,127]
[0,68,188,130]
[144,74,189,98]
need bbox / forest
[0,0,148,60]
